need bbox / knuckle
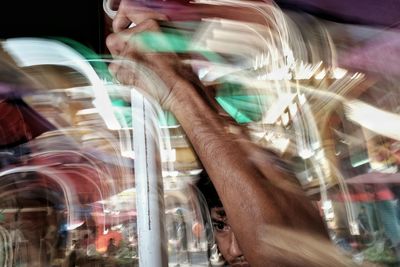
[144,19,159,30]
[106,34,117,49]
[108,63,117,74]
[158,14,169,21]
[112,13,122,31]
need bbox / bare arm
[169,79,338,267]
[106,1,352,266]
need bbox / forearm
[170,79,328,265]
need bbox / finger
[108,19,165,56]
[113,11,133,32]
[108,62,119,76]
[113,11,168,33]
[113,2,168,32]
[107,28,141,56]
[106,32,126,56]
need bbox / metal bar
[132,90,168,267]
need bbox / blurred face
[211,207,250,267]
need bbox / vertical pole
[132,90,168,267]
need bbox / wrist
[167,78,199,114]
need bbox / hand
[106,0,192,110]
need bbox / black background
[0,0,105,53]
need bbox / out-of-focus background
[1,0,400,266]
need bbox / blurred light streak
[0,166,78,231]
[2,38,120,130]
[332,67,347,79]
[345,100,400,141]
[0,225,13,267]
[29,149,116,197]
[315,69,326,80]
[293,61,322,80]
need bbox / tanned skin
[106,1,355,266]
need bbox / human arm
[106,1,352,266]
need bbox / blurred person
[175,208,189,265]
[196,169,345,267]
[67,240,80,267]
[357,206,372,236]
[44,222,58,263]
[10,210,26,266]
[196,174,249,266]
[192,220,203,250]
[80,231,97,256]
[107,237,118,256]
[105,0,358,266]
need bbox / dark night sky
[0,0,105,53]
[1,0,399,55]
